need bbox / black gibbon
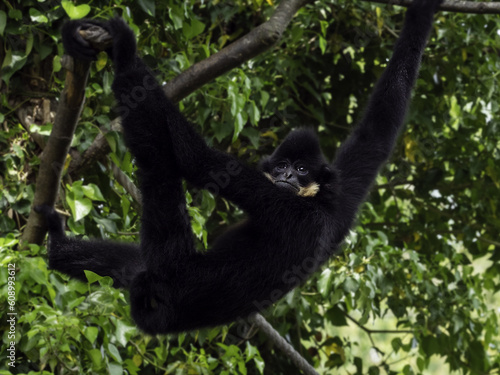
[37,0,442,334]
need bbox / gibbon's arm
[98,19,278,215]
[34,205,143,288]
[332,0,440,220]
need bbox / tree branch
[248,314,319,375]
[108,160,142,206]
[22,56,91,245]
[164,0,310,102]
[363,0,500,14]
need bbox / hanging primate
[36,0,442,334]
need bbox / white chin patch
[264,172,274,183]
[298,183,320,197]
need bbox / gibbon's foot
[129,271,177,334]
[34,204,64,237]
[61,20,108,61]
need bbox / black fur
[38,0,441,334]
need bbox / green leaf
[417,357,425,372]
[53,55,62,73]
[391,337,403,353]
[84,270,103,284]
[71,197,92,221]
[169,6,184,30]
[67,296,85,309]
[449,95,461,118]
[88,348,102,367]
[0,11,6,36]
[98,276,114,287]
[84,326,99,344]
[29,8,48,23]
[241,127,260,148]
[178,332,186,347]
[24,33,34,55]
[232,112,246,142]
[249,101,261,126]
[94,217,117,233]
[354,357,363,374]
[114,320,136,347]
[38,43,52,60]
[108,363,123,375]
[1,52,27,84]
[61,1,91,19]
[8,8,22,20]
[212,120,233,142]
[105,132,118,153]
[319,35,327,54]
[326,305,348,326]
[245,341,258,359]
[259,92,270,110]
[317,268,333,297]
[320,20,328,37]
[387,296,406,318]
[343,277,359,293]
[0,215,15,232]
[421,335,439,357]
[467,340,487,372]
[29,123,53,136]
[82,184,105,201]
[138,0,155,16]
[96,52,108,71]
[253,357,265,374]
[107,343,123,362]
[189,18,206,39]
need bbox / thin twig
[344,313,414,335]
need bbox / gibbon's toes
[62,20,107,61]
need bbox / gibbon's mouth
[275,180,300,193]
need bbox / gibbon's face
[264,159,320,197]
[260,129,326,197]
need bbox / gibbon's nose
[283,170,292,179]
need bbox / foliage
[1,0,499,374]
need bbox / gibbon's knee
[129,272,178,334]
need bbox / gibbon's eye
[276,162,288,172]
[295,165,308,175]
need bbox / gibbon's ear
[317,165,338,187]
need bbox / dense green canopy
[0,0,498,374]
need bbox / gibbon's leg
[104,19,197,277]
[59,19,196,285]
[101,19,202,332]
[35,205,143,288]
[333,0,442,223]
